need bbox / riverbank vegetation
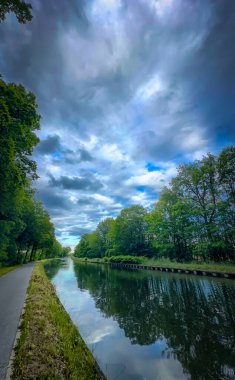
[75,147,235,264]
[12,262,104,379]
[0,76,69,266]
[75,256,235,274]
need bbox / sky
[0,0,235,247]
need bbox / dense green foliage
[75,147,235,262]
[108,255,143,264]
[0,0,32,23]
[0,77,67,265]
[86,255,144,264]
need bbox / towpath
[0,263,34,379]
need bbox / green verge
[12,262,104,380]
[74,256,235,273]
[0,266,19,277]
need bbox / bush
[108,255,143,264]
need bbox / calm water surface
[45,259,235,380]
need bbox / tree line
[0,76,69,265]
[0,1,70,265]
[74,147,235,262]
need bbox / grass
[0,266,19,277]
[12,262,104,380]
[141,257,235,273]
[74,256,235,273]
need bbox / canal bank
[76,258,235,280]
[12,261,105,380]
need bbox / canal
[45,258,235,380]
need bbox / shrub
[108,255,143,264]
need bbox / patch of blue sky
[136,186,146,193]
[214,132,234,151]
[146,162,162,172]
[52,152,62,159]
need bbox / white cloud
[148,0,174,18]
[135,74,164,102]
[126,165,177,190]
[99,144,129,162]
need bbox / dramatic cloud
[49,174,103,191]
[1,0,234,245]
[35,135,61,154]
[36,188,72,214]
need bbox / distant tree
[61,246,71,257]
[109,206,150,256]
[0,0,32,23]
[147,187,193,261]
[174,154,222,260]
[217,146,235,257]
[96,218,114,256]
[74,234,91,258]
[218,146,235,206]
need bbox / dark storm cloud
[67,226,91,237]
[63,148,93,164]
[1,0,234,147]
[35,188,72,211]
[35,134,93,164]
[1,0,235,246]
[173,0,235,142]
[35,135,61,154]
[77,197,95,206]
[79,149,93,162]
[49,174,103,191]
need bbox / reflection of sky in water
[51,259,188,380]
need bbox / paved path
[0,263,34,380]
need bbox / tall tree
[0,0,32,23]
[147,187,193,261]
[174,154,222,259]
[108,206,150,256]
[95,218,114,256]
[0,77,40,262]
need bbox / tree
[95,218,114,256]
[0,77,40,263]
[109,206,150,256]
[74,234,91,258]
[0,77,40,214]
[218,146,235,206]
[0,0,32,23]
[174,154,222,260]
[217,146,235,258]
[147,187,193,261]
[0,77,63,264]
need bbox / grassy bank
[12,262,104,380]
[0,266,19,277]
[74,256,235,274]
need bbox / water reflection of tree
[44,259,63,279]
[74,263,235,380]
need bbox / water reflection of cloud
[86,323,117,344]
[97,333,187,380]
[135,358,188,380]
